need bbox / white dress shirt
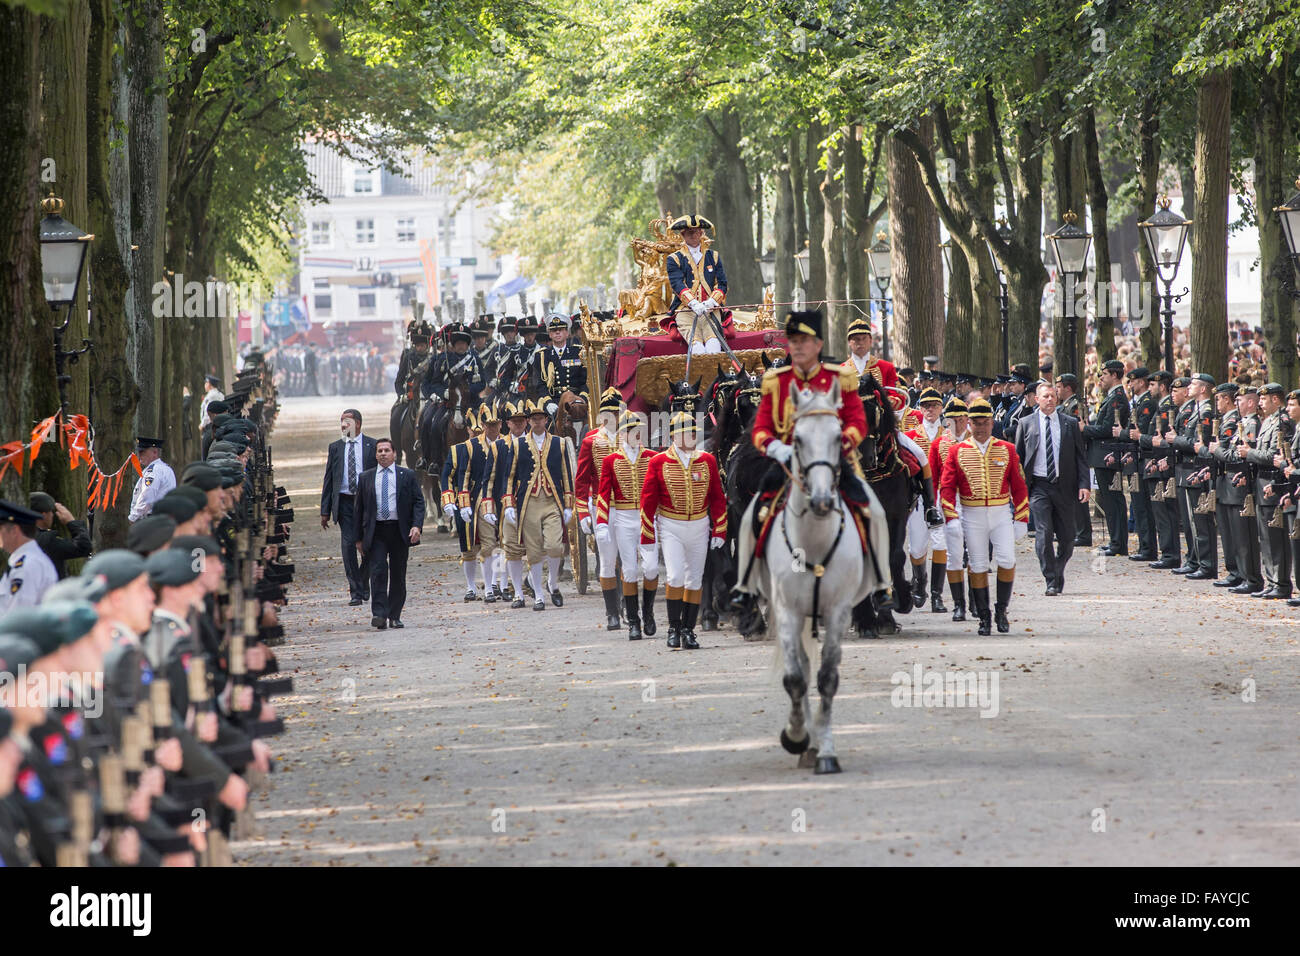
[374,464,398,520]
[1034,409,1061,479]
[0,538,58,618]
[849,352,869,375]
[686,244,703,265]
[923,418,942,442]
[342,436,365,495]
[129,458,177,521]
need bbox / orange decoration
[2,411,142,510]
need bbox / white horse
[758,380,889,774]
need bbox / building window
[396,217,416,243]
[355,218,375,245]
[314,295,332,314]
[353,168,375,194]
[310,220,332,248]
[358,292,376,316]
[313,277,330,290]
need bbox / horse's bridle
[784,407,841,513]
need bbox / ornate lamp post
[1047,210,1093,377]
[1275,177,1300,298]
[38,193,94,422]
[792,243,810,310]
[987,217,1014,373]
[1137,197,1192,373]
[867,231,892,361]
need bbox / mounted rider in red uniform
[728,310,874,616]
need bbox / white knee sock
[547,556,561,593]
[530,563,544,595]
[482,557,496,591]
[508,559,524,593]
[463,563,477,592]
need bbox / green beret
[208,441,241,456]
[43,574,108,606]
[0,635,41,673]
[81,549,147,593]
[180,463,222,492]
[0,601,98,654]
[170,534,221,558]
[210,413,233,430]
[170,485,209,510]
[145,548,200,588]
[150,493,198,523]
[29,492,56,513]
[126,514,178,555]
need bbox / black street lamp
[1275,176,1300,300]
[867,231,892,361]
[1137,196,1192,374]
[757,250,776,288]
[38,193,94,422]
[987,217,1013,373]
[1047,210,1093,378]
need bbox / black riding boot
[994,577,1013,634]
[911,561,926,608]
[972,585,992,636]
[948,579,966,621]
[624,595,642,640]
[641,587,657,637]
[602,586,621,631]
[681,601,701,649]
[666,598,682,648]
[930,562,947,613]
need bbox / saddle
[751,475,871,557]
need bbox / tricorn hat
[669,214,714,232]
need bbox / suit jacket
[354,464,426,551]
[1014,409,1088,496]
[321,435,377,521]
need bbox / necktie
[1045,415,1056,482]
[347,440,357,494]
[380,467,390,520]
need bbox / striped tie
[380,468,390,520]
[1045,415,1056,482]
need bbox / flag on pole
[419,238,440,307]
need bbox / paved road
[236,394,1300,866]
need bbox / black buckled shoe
[681,628,700,650]
[551,589,564,607]
[533,598,546,611]
[464,589,477,602]
[666,628,680,649]
[511,598,526,609]
[483,590,497,604]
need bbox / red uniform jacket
[752,362,868,453]
[639,448,727,544]
[574,427,616,522]
[939,437,1029,522]
[595,446,654,525]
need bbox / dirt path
[234,393,1300,866]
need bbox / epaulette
[761,365,784,382]
[831,362,860,392]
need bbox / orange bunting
[3,410,141,511]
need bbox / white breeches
[897,430,925,463]
[609,509,658,582]
[944,499,965,569]
[960,505,1015,573]
[659,515,709,590]
[907,500,946,560]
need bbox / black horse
[852,378,917,638]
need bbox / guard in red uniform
[641,412,727,649]
[730,310,871,615]
[575,388,623,629]
[844,317,898,390]
[595,411,658,640]
[939,398,1029,635]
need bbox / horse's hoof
[814,756,842,775]
[797,747,819,769]
[779,728,809,755]
[857,627,879,640]
[701,614,718,632]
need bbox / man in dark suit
[355,437,426,629]
[320,408,377,606]
[1014,381,1090,595]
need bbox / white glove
[504,507,517,525]
[563,508,573,523]
[483,512,497,526]
[690,299,708,316]
[579,516,593,534]
[704,297,720,312]
[1013,521,1028,541]
[460,506,473,522]
[945,518,961,532]
[546,402,558,416]
[443,503,456,518]
[710,536,725,550]
[765,440,793,464]
[595,524,611,544]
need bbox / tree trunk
[0,5,42,502]
[1135,99,1164,369]
[86,0,137,549]
[823,132,847,344]
[754,168,763,260]
[943,161,975,372]
[708,109,762,307]
[127,0,167,436]
[1190,69,1232,383]
[887,120,943,368]
[843,127,870,316]
[790,132,806,252]
[774,152,796,307]
[1083,109,1112,375]
[805,121,827,305]
[1256,60,1296,390]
